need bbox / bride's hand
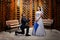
[35,20,39,22]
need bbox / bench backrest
[6,20,19,26]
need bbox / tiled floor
[0,28,60,40]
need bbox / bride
[32,6,45,36]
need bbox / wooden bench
[43,19,53,29]
[6,20,20,32]
[43,19,53,26]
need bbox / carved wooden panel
[22,0,33,26]
[22,0,30,18]
[16,6,20,20]
[42,0,49,19]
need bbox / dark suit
[20,16,30,35]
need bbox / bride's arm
[36,13,43,22]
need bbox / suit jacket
[20,16,30,29]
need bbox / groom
[15,13,31,36]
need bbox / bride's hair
[37,6,41,11]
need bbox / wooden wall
[0,0,53,31]
[0,0,6,31]
[0,0,16,31]
[52,0,60,31]
[0,0,60,31]
[55,0,60,31]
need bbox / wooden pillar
[30,0,33,27]
[34,0,37,13]
[15,0,17,19]
[33,0,38,24]
[48,0,52,19]
[10,0,15,20]
[20,0,23,23]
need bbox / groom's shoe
[25,34,31,36]
[15,31,18,35]
[15,31,24,35]
[19,32,24,34]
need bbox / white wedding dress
[32,11,45,36]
